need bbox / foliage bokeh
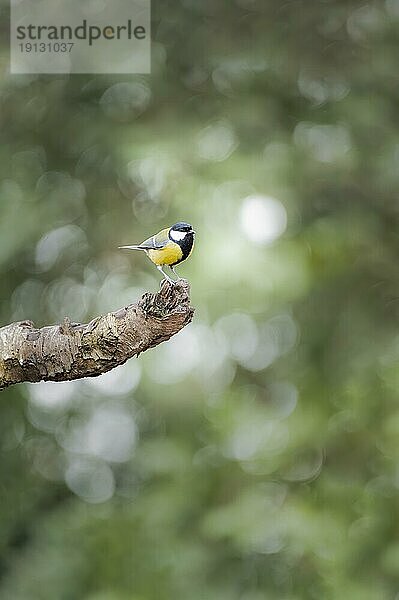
[0,0,399,598]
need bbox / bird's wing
[138,228,170,250]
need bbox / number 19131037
[18,42,74,53]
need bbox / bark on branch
[0,280,194,390]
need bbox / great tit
[119,222,196,283]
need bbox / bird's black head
[169,222,195,247]
[171,222,194,233]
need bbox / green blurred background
[0,0,399,598]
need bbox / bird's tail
[118,245,144,250]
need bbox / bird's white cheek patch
[170,230,187,241]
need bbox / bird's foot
[160,276,176,288]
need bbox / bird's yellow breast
[147,243,183,266]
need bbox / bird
[119,222,196,284]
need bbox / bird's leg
[157,265,175,284]
[170,266,181,280]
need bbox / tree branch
[0,280,194,390]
